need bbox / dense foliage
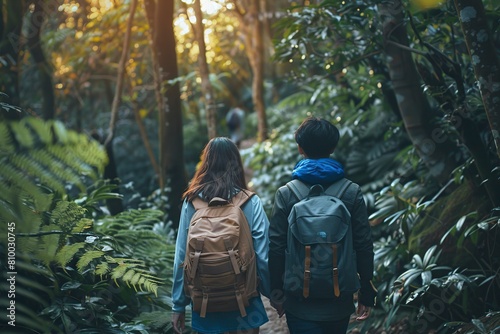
[244,0,500,333]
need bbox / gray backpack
[283,178,360,299]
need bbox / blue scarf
[292,158,345,184]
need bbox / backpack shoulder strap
[286,179,310,200]
[231,190,255,208]
[192,196,208,210]
[324,178,353,199]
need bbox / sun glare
[181,0,224,16]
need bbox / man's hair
[294,117,340,158]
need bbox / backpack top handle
[287,178,352,201]
[192,190,254,210]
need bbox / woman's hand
[172,312,185,333]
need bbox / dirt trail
[260,297,289,334]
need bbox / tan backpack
[183,191,258,318]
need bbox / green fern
[55,242,86,267]
[76,250,105,271]
[0,117,171,330]
[95,262,110,277]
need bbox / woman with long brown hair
[172,137,270,334]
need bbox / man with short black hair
[269,116,376,334]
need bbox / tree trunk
[27,0,55,120]
[102,0,138,215]
[249,0,267,142]
[378,0,459,184]
[193,0,217,139]
[232,0,268,142]
[454,0,500,160]
[0,0,24,117]
[145,0,187,227]
[105,0,137,145]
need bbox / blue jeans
[286,312,350,334]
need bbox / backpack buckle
[304,269,311,279]
[333,268,339,277]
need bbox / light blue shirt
[172,193,270,333]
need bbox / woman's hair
[183,137,247,202]
[295,117,340,158]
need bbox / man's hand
[356,303,371,321]
[270,300,285,318]
[172,312,185,333]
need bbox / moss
[408,181,491,267]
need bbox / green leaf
[61,281,83,291]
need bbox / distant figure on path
[226,107,245,148]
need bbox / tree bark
[378,0,459,184]
[193,0,217,139]
[454,0,500,160]
[27,0,55,120]
[144,0,187,227]
[231,0,268,142]
[0,0,24,116]
[105,0,138,146]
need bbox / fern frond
[10,121,35,149]
[50,201,87,229]
[130,271,142,287]
[38,232,60,265]
[0,118,107,205]
[25,117,53,145]
[0,164,47,204]
[71,218,93,233]
[0,122,15,156]
[32,149,86,190]
[10,154,67,194]
[76,250,105,272]
[51,120,69,144]
[122,269,136,287]
[103,257,163,295]
[55,242,86,267]
[95,262,110,277]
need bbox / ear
[298,145,306,157]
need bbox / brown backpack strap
[230,190,254,208]
[303,245,311,298]
[190,238,205,279]
[224,237,241,275]
[201,292,208,318]
[235,290,247,317]
[332,244,340,297]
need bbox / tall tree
[378,0,459,184]
[27,0,55,120]
[0,0,24,116]
[105,0,138,145]
[454,0,500,159]
[144,0,187,227]
[230,0,268,141]
[193,0,217,139]
[103,0,139,215]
